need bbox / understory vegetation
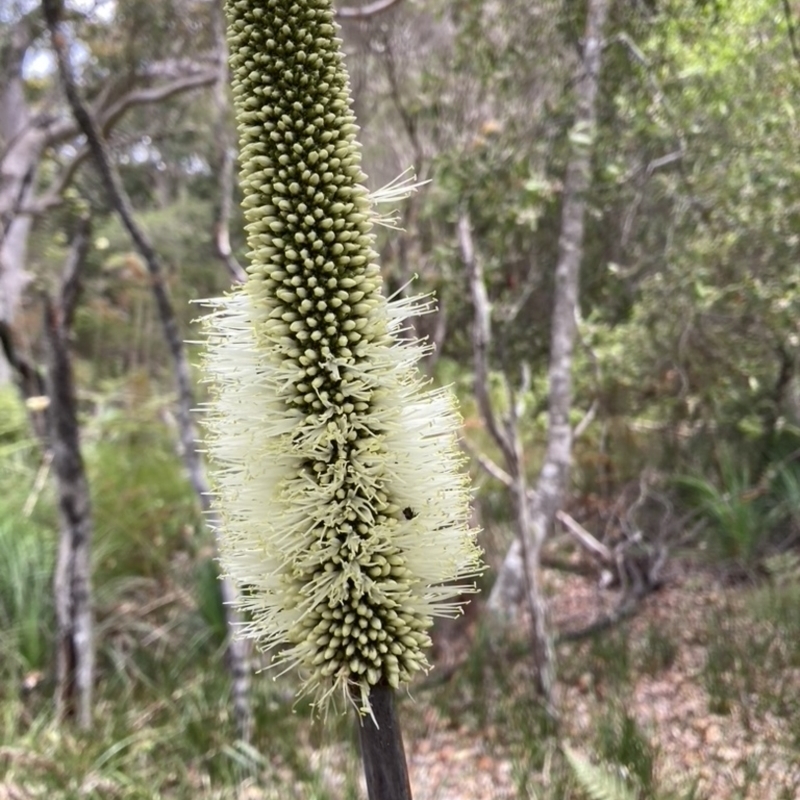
[2,385,800,798]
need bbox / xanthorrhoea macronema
[202,0,482,715]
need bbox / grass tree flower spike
[202,0,482,715]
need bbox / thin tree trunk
[487,0,609,620]
[47,221,94,729]
[210,1,246,286]
[0,13,40,380]
[42,0,251,739]
[461,210,557,713]
[511,442,557,710]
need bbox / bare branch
[556,510,613,564]
[44,248,94,730]
[488,0,611,699]
[460,436,513,488]
[24,152,85,215]
[8,59,216,165]
[210,5,246,285]
[27,68,217,215]
[572,398,597,441]
[556,594,643,643]
[645,149,683,175]
[337,0,404,19]
[530,0,608,527]
[459,211,514,466]
[378,29,424,172]
[461,205,556,712]
[59,216,91,329]
[97,68,217,134]
[461,195,557,712]
[510,407,557,712]
[0,318,46,403]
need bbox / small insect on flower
[201,0,482,716]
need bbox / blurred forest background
[2,0,800,797]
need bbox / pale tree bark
[460,212,557,714]
[211,1,246,286]
[47,219,94,729]
[42,0,252,740]
[371,24,445,362]
[481,0,610,683]
[338,0,404,19]
[0,9,43,381]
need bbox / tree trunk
[46,224,94,728]
[0,14,41,381]
[42,0,252,739]
[461,206,558,713]
[210,2,247,286]
[487,0,610,628]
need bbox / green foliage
[4,0,800,793]
[576,0,800,493]
[588,627,632,687]
[701,606,744,716]
[87,408,200,583]
[0,397,56,674]
[565,743,708,800]
[0,387,29,445]
[675,451,800,569]
[637,623,678,676]
[595,708,656,797]
[426,625,558,797]
[194,556,227,648]
[762,550,800,590]
[63,195,233,386]
[0,655,310,797]
[0,491,56,672]
[750,555,800,674]
[699,590,800,724]
[564,744,639,800]
[768,466,800,544]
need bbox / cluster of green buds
[202,0,482,714]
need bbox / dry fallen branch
[556,593,643,643]
[554,509,668,643]
[557,510,613,564]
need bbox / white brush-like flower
[201,0,482,714]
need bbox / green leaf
[563,744,640,800]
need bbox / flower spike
[202,0,482,715]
